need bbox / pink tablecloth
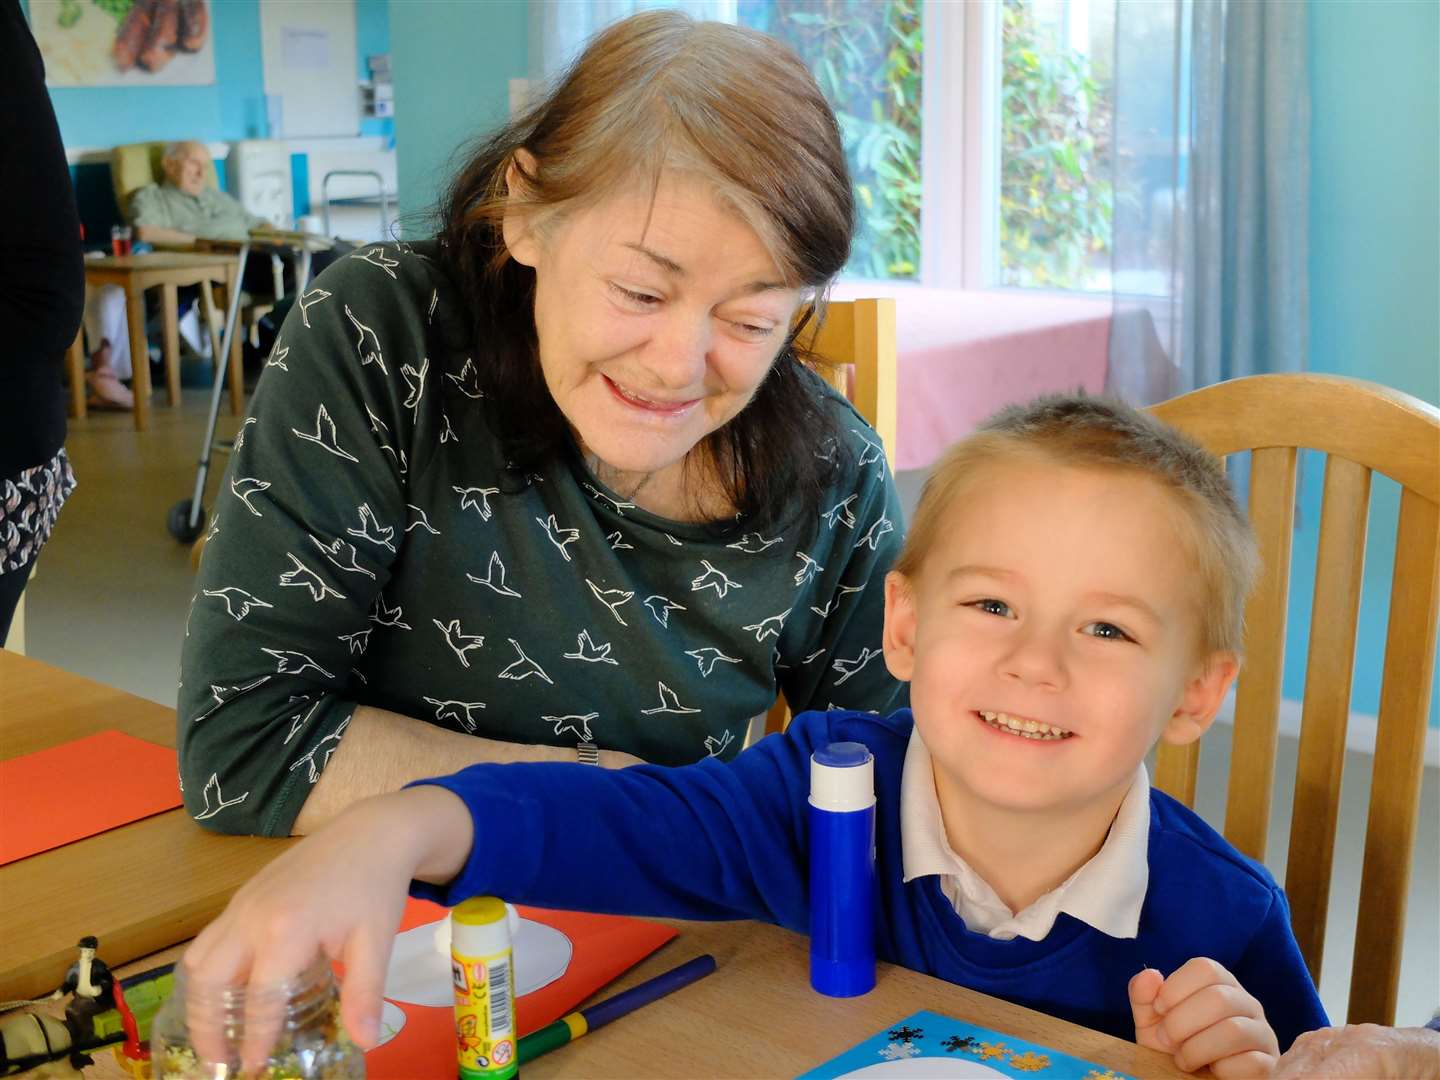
[829,283,1114,472]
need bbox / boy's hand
[181,786,473,1072]
[1129,958,1280,1077]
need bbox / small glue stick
[451,897,518,1080]
[808,741,877,997]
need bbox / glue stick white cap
[808,742,876,812]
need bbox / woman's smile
[602,373,702,416]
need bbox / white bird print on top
[365,405,408,476]
[641,681,701,715]
[810,584,864,618]
[202,586,273,621]
[832,646,882,685]
[857,516,894,552]
[346,503,395,552]
[369,594,412,629]
[644,594,687,628]
[289,717,351,783]
[544,712,598,741]
[264,343,289,371]
[821,494,859,530]
[536,514,581,561]
[690,560,741,598]
[193,772,250,821]
[726,532,782,554]
[446,358,483,399]
[705,729,735,757]
[230,476,271,517]
[439,413,458,444]
[563,629,617,665]
[587,579,634,626]
[283,699,321,744]
[344,305,387,374]
[423,697,485,732]
[852,430,884,467]
[582,482,636,516]
[606,530,634,551]
[310,535,377,578]
[192,674,271,722]
[793,552,824,587]
[466,551,521,598]
[401,355,429,411]
[279,553,345,602]
[293,404,359,462]
[685,647,743,678]
[261,648,335,679]
[454,486,500,521]
[349,246,400,278]
[296,287,332,328]
[338,628,371,655]
[433,618,485,668]
[405,504,441,535]
[499,638,553,684]
[742,609,790,642]
[233,416,258,450]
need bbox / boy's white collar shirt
[899,728,1151,942]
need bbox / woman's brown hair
[435,9,857,529]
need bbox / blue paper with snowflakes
[796,1010,1136,1080]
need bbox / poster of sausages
[31,0,216,87]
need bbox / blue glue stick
[809,741,877,997]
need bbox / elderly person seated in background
[84,140,267,408]
[84,141,344,408]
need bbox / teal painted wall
[388,0,527,236]
[1293,0,1440,726]
[28,0,391,146]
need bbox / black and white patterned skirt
[1,449,77,575]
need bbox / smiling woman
[177,10,908,839]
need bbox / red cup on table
[110,224,133,257]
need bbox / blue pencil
[516,954,717,1064]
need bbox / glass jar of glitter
[149,954,364,1078]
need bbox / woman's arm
[290,705,638,834]
[135,223,197,246]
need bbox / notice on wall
[281,26,330,71]
[30,0,217,87]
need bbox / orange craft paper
[361,897,678,1079]
[0,730,181,866]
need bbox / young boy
[187,395,1328,1076]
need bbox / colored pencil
[516,954,718,1064]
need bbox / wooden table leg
[66,327,87,420]
[198,282,224,374]
[223,267,245,416]
[126,282,151,432]
[161,282,182,407]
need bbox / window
[737,0,923,281]
[742,0,1122,293]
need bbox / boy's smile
[883,460,1236,836]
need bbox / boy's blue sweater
[413,709,1328,1051]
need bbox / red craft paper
[361,897,678,1079]
[0,730,181,866]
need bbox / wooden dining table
[0,650,1190,1078]
[70,252,247,432]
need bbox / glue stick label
[451,945,517,1079]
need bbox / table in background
[70,253,246,432]
[0,650,287,1004]
[829,283,1165,473]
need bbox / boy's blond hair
[895,394,1260,657]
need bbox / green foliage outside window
[999,0,1113,289]
[739,0,923,280]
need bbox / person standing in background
[0,0,85,644]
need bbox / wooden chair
[1148,373,1440,1026]
[761,298,898,738]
